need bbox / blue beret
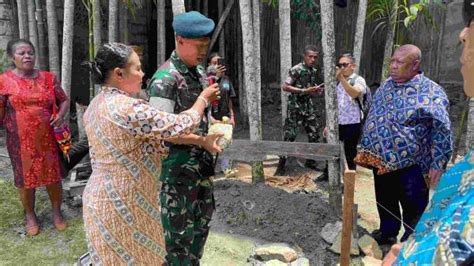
[172,11,215,38]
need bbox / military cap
[172,11,215,38]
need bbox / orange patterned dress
[0,70,67,188]
[82,87,200,265]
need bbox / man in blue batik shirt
[383,1,474,264]
[355,44,453,245]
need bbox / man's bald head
[396,44,422,62]
[389,44,422,83]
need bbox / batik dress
[0,70,67,188]
[82,87,200,265]
[395,149,474,265]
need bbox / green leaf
[409,5,419,17]
[404,16,411,28]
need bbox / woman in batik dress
[82,43,221,265]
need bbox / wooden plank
[220,140,341,162]
[340,170,357,266]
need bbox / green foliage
[0,49,10,74]
[262,0,322,39]
[367,0,444,45]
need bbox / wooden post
[340,170,357,266]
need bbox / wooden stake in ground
[340,170,357,266]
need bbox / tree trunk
[279,0,291,130]
[157,0,166,65]
[35,0,48,70]
[320,0,342,213]
[119,3,129,44]
[218,0,225,55]
[46,0,60,78]
[61,0,74,99]
[10,0,19,39]
[237,7,247,126]
[172,0,186,16]
[381,20,395,83]
[108,0,118,42]
[239,0,264,183]
[353,0,367,74]
[16,0,28,39]
[202,0,208,15]
[207,0,235,56]
[380,1,398,83]
[195,0,201,12]
[93,0,102,54]
[27,0,39,68]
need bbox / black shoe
[274,158,286,176]
[371,229,397,245]
[304,160,318,170]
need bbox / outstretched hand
[202,133,224,154]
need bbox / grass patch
[0,179,87,265]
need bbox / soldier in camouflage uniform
[274,45,324,176]
[147,11,217,265]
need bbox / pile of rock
[320,221,384,265]
[248,243,310,266]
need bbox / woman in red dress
[0,39,70,236]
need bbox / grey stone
[254,243,298,263]
[358,234,383,260]
[290,257,310,266]
[265,259,288,266]
[361,256,383,266]
[329,232,360,256]
[320,221,343,244]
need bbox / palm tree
[46,0,60,77]
[172,0,186,16]
[93,0,102,54]
[218,0,225,55]
[239,0,264,183]
[27,0,40,68]
[108,0,118,42]
[354,0,368,74]
[279,0,291,131]
[61,0,75,99]
[35,0,48,70]
[156,0,166,64]
[16,0,28,39]
[320,0,341,212]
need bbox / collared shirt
[354,74,453,177]
[336,73,367,125]
[395,149,474,265]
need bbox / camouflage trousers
[160,178,215,266]
[283,106,321,143]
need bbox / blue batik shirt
[395,149,474,265]
[354,73,453,178]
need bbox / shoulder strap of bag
[47,72,57,117]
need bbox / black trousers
[373,165,429,241]
[338,123,361,170]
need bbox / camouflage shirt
[284,62,319,104]
[148,51,214,180]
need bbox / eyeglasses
[336,63,350,68]
[464,0,474,26]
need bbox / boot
[274,157,286,176]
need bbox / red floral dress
[0,70,68,189]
